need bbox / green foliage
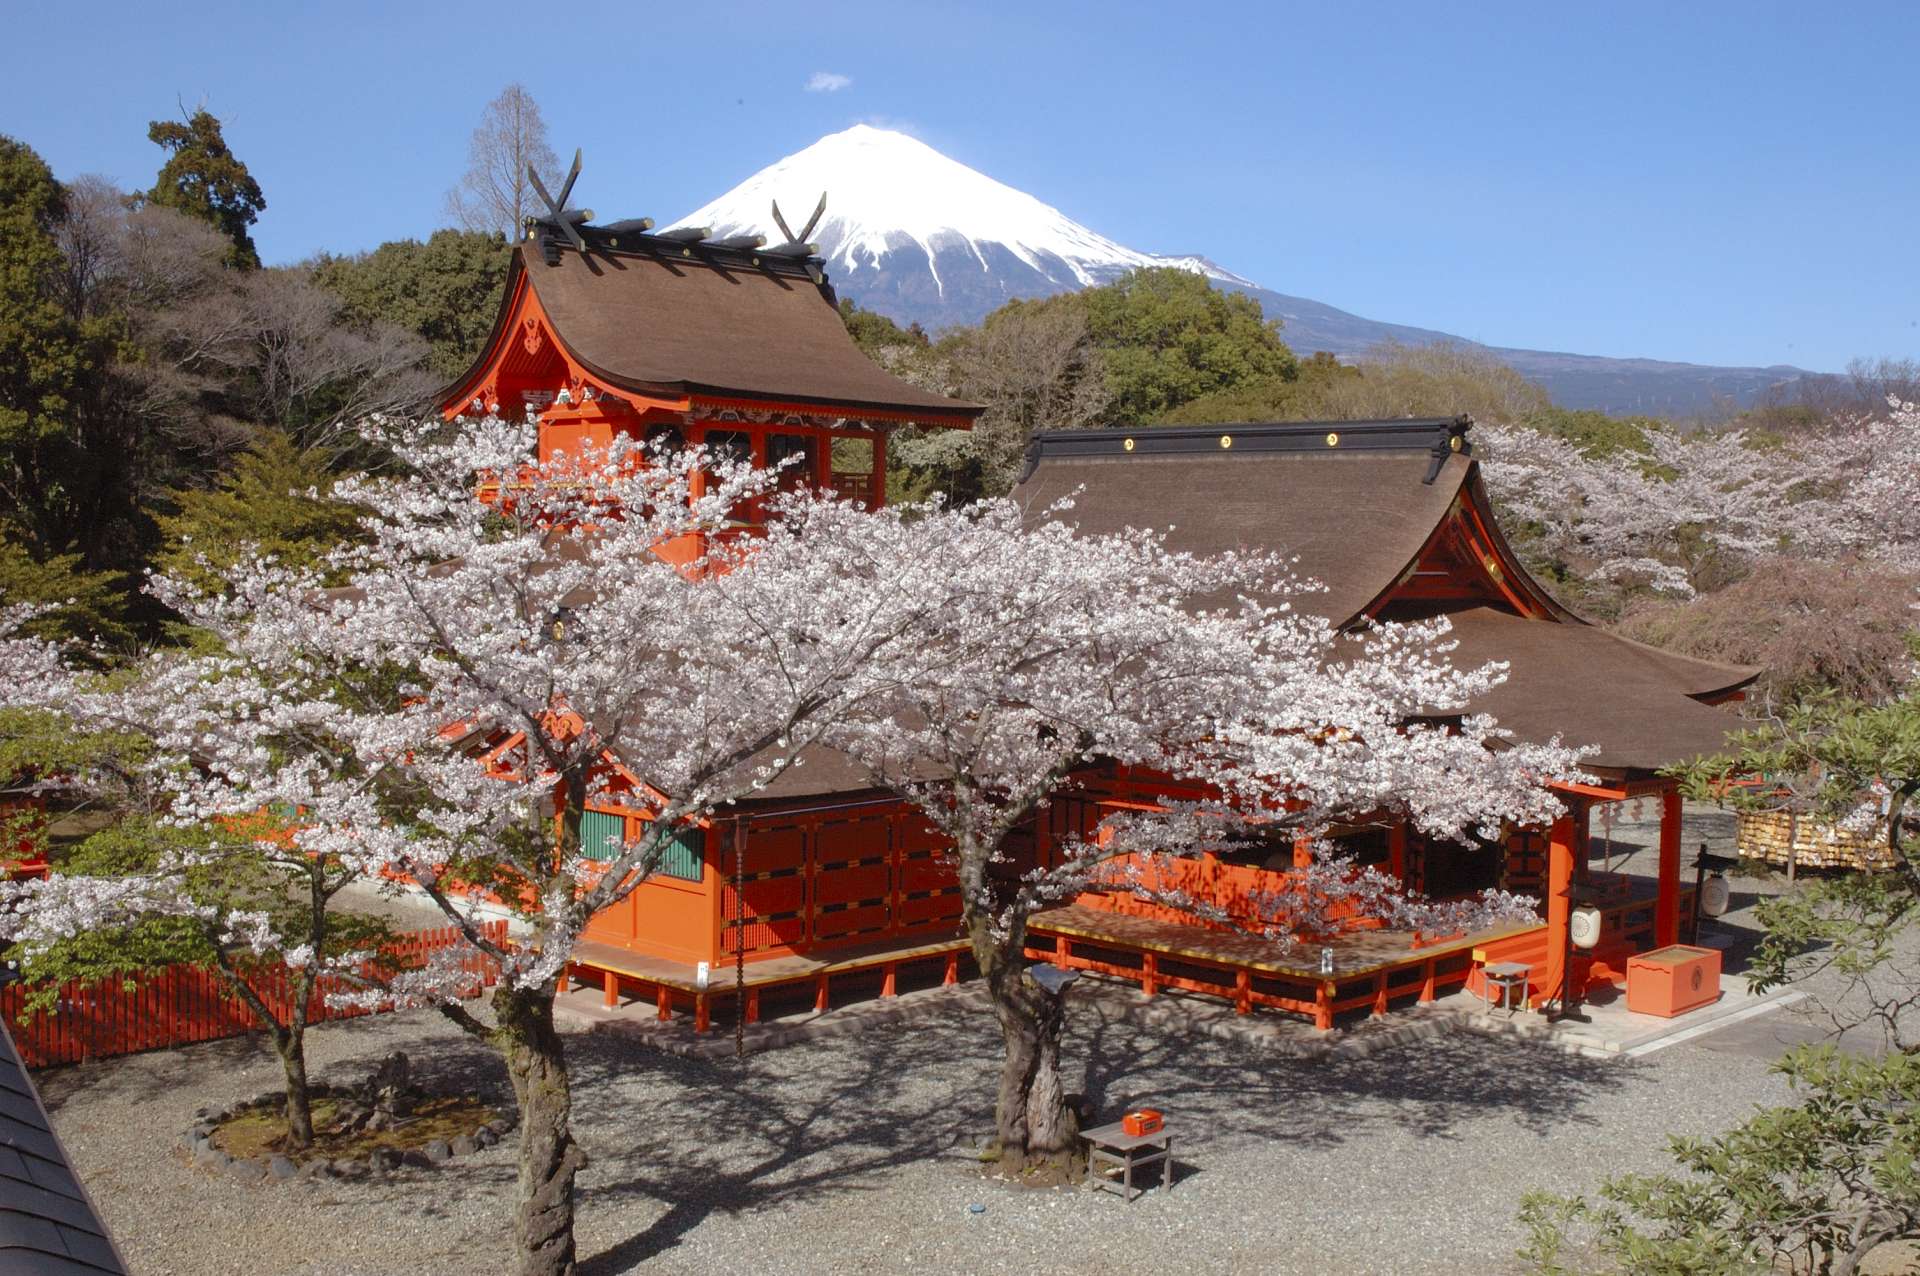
[154,430,363,592]
[1747,870,1915,1007]
[8,821,217,1013]
[839,299,928,356]
[1675,675,1920,1046]
[1519,407,1658,459]
[1080,268,1297,425]
[0,136,103,555]
[1519,1047,1920,1275]
[310,230,509,380]
[0,698,146,804]
[1165,340,1551,427]
[144,110,265,271]
[7,816,394,1016]
[1162,352,1363,424]
[0,537,131,650]
[1678,681,1920,864]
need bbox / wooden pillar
[655,984,671,1021]
[603,970,618,1009]
[1541,803,1585,1010]
[872,432,887,508]
[814,972,830,1013]
[745,989,760,1024]
[1314,981,1333,1031]
[881,963,898,998]
[694,993,710,1033]
[1657,789,1682,948]
[1372,971,1388,1018]
[1293,831,1313,869]
[943,951,958,985]
[1142,951,1158,997]
[1388,822,1407,884]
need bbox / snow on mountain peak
[667,125,1246,293]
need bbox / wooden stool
[1082,1119,1174,1203]
[1481,961,1530,1018]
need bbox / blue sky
[6,0,1913,372]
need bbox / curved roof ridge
[439,244,980,424]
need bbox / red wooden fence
[2,919,511,1069]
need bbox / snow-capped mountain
[669,125,1253,328]
[668,126,1808,414]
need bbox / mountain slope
[669,127,1810,415]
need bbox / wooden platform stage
[1026,905,1538,1030]
[565,933,973,1032]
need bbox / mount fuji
[668,127,1810,415]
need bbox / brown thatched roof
[1013,418,1758,775]
[466,243,978,424]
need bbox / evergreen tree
[1081,267,1297,425]
[145,109,266,270]
[0,136,134,646]
[155,430,362,593]
[0,136,95,553]
[839,298,928,355]
[309,230,508,380]
[0,540,129,651]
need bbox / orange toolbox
[1121,1109,1163,1137]
[1625,944,1722,1018]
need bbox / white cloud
[805,71,852,93]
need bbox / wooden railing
[2,920,509,1068]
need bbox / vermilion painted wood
[1657,790,1683,947]
[1023,925,1479,1032]
[2,920,508,1069]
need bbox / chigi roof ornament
[521,150,828,281]
[526,149,598,256]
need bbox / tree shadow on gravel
[1073,997,1631,1152]
[569,985,1637,1274]
[572,1011,1001,1274]
[37,1012,511,1116]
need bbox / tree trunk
[495,984,586,1276]
[993,987,1078,1174]
[970,912,1080,1179]
[271,1026,315,1150]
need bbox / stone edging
[177,1081,514,1184]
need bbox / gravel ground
[35,803,1876,1275]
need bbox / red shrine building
[441,215,1752,1032]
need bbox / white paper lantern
[1570,905,1604,950]
[1701,873,1731,918]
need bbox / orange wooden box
[1122,1109,1164,1137]
[1625,944,1721,1018]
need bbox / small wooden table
[1082,1119,1173,1202]
[1481,961,1530,1018]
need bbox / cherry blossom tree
[1477,422,1788,599]
[1477,400,1920,606]
[55,417,967,1276]
[0,808,399,1149]
[1788,398,1920,574]
[0,607,413,1154]
[0,604,76,709]
[825,500,1591,1174]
